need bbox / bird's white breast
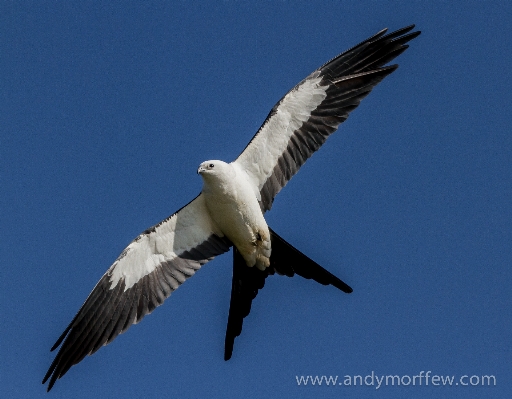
[201,162,270,268]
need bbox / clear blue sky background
[2,1,511,398]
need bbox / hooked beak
[197,166,205,175]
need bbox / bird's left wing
[43,193,231,391]
[234,25,420,211]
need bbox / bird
[43,24,420,391]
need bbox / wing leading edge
[43,194,231,391]
[235,25,421,212]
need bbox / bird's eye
[209,164,214,168]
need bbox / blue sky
[2,1,511,398]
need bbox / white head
[197,160,234,183]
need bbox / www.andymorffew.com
[295,371,496,389]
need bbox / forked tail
[224,227,352,360]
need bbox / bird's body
[199,160,271,270]
[43,25,420,391]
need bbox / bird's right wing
[234,25,420,212]
[224,228,352,360]
[43,193,231,391]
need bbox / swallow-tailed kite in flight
[43,25,420,391]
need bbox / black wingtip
[393,24,415,34]
[378,24,417,42]
[47,379,56,392]
[50,342,60,352]
[42,372,55,392]
[397,30,421,44]
[49,323,72,352]
[42,365,52,385]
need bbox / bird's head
[197,160,232,179]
